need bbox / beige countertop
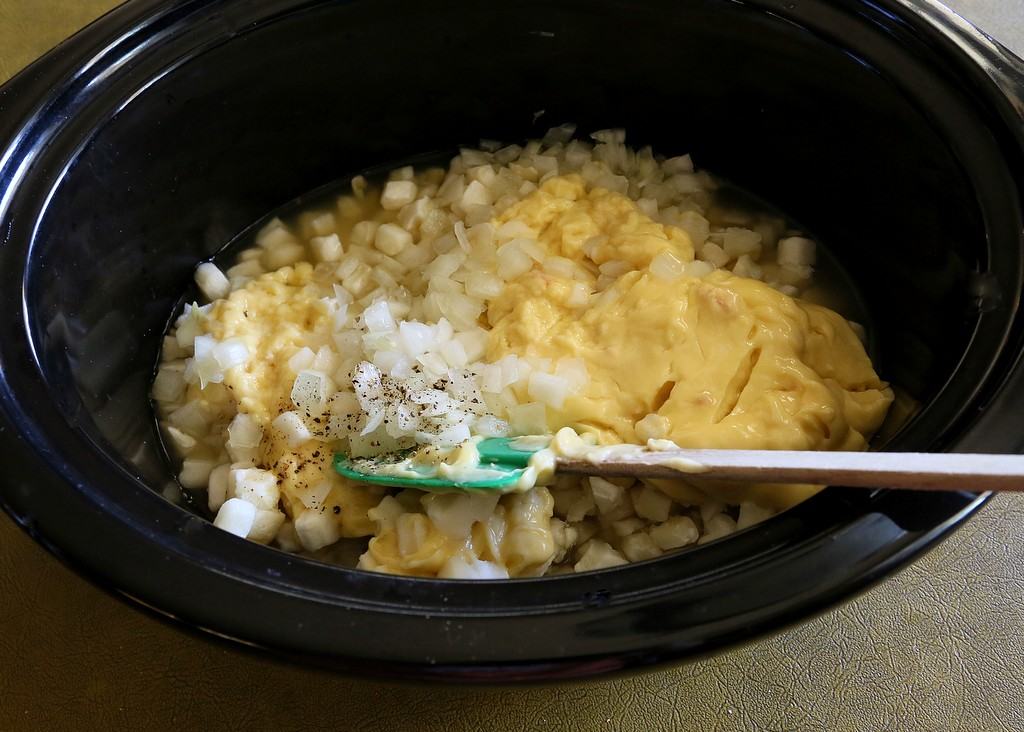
[1,2,1022,730]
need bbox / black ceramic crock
[0,0,1022,682]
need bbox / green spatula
[334,437,536,490]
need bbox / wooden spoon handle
[556,449,1024,492]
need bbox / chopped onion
[212,338,249,370]
[496,241,534,280]
[291,369,333,412]
[179,458,215,489]
[167,401,208,436]
[554,357,588,391]
[475,415,509,437]
[434,422,472,446]
[700,241,730,267]
[663,154,694,174]
[227,413,262,449]
[214,498,257,538]
[397,321,434,357]
[508,402,547,435]
[723,227,762,258]
[777,236,817,267]
[495,220,535,241]
[374,223,412,256]
[542,256,576,279]
[231,467,280,510]
[649,250,686,281]
[542,123,577,145]
[164,425,197,454]
[294,508,342,551]
[248,509,286,544]
[207,464,230,511]
[590,128,626,144]
[461,180,493,208]
[528,372,570,409]
[465,272,504,299]
[194,262,231,301]
[381,180,418,210]
[363,300,397,333]
[152,362,186,402]
[272,411,314,448]
[425,251,464,280]
[589,476,625,515]
[438,556,509,580]
[424,492,501,540]
[295,481,333,511]
[732,254,764,280]
[440,339,468,368]
[453,220,471,252]
[683,260,714,278]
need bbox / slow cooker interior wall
[26,0,986,484]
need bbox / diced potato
[573,540,628,572]
[649,516,700,551]
[777,236,816,267]
[294,508,342,551]
[374,223,413,256]
[214,498,257,538]
[179,458,215,489]
[381,180,418,210]
[698,514,738,544]
[621,532,663,562]
[631,484,673,523]
[311,233,343,262]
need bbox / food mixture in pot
[152,127,893,578]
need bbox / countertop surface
[2,2,1023,730]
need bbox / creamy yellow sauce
[204,262,330,422]
[486,175,893,507]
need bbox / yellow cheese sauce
[203,262,330,422]
[486,176,892,505]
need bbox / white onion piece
[424,492,501,540]
[212,338,249,370]
[649,250,686,281]
[363,300,397,333]
[152,363,186,402]
[194,262,230,301]
[508,402,547,435]
[207,464,230,512]
[398,321,434,357]
[777,236,817,267]
[374,223,412,256]
[179,458,215,489]
[296,481,333,510]
[248,509,286,544]
[231,468,279,510]
[294,508,342,551]
[288,347,315,373]
[214,498,257,538]
[381,180,418,210]
[438,557,509,580]
[554,358,588,391]
[272,411,314,448]
[496,241,533,280]
[227,413,262,449]
[453,220,471,252]
[475,415,509,437]
[528,372,570,409]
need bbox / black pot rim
[0,0,1022,682]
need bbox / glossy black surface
[0,0,1022,681]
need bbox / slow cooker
[0,0,1021,681]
